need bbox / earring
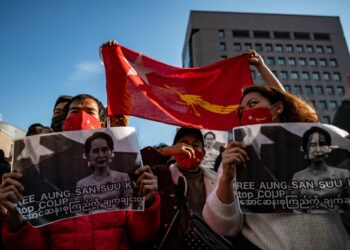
[87,161,91,167]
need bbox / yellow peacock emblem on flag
[165,84,239,117]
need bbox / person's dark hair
[53,95,73,111]
[62,94,106,123]
[204,131,216,140]
[85,132,114,155]
[240,85,319,123]
[173,128,204,147]
[26,123,53,136]
[0,149,5,159]
[302,126,332,152]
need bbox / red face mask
[175,149,204,170]
[63,111,102,131]
[240,107,272,126]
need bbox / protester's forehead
[240,92,270,106]
[178,134,203,144]
[70,97,99,110]
[54,102,68,112]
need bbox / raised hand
[221,141,249,181]
[158,143,196,159]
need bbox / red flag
[101,43,253,130]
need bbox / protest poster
[12,127,144,227]
[201,129,228,169]
[233,123,350,214]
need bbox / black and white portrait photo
[12,127,143,227]
[201,129,227,170]
[291,126,350,213]
[233,123,350,214]
[75,132,134,214]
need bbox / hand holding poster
[12,127,144,227]
[233,123,350,214]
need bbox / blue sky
[1,0,350,148]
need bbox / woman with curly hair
[203,51,350,249]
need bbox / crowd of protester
[0,48,349,249]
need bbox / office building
[183,11,350,122]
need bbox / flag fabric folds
[101,43,253,130]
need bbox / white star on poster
[123,54,153,85]
[17,136,54,167]
[239,125,275,160]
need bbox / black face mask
[51,115,64,132]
